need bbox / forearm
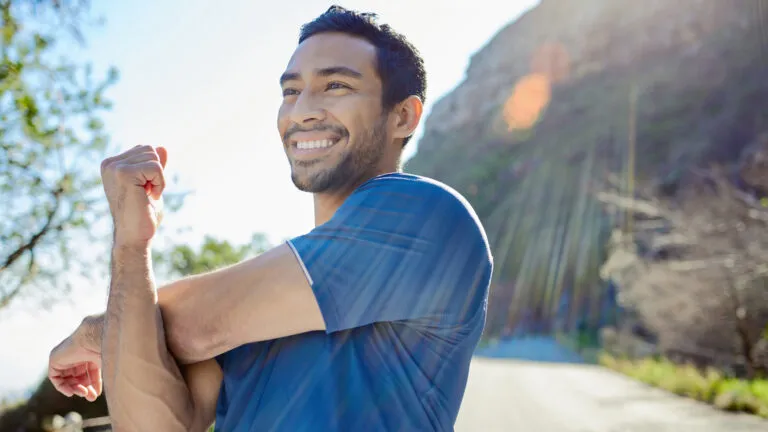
[101,244,193,431]
[82,276,203,364]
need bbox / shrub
[599,353,768,419]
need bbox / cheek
[335,101,371,133]
[277,106,291,139]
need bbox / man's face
[278,32,390,194]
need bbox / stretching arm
[101,244,194,431]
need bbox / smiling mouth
[290,137,346,158]
[294,138,339,150]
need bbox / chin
[292,167,362,194]
[289,148,369,194]
[290,167,333,193]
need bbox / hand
[48,327,103,401]
[100,145,168,247]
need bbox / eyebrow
[279,66,363,86]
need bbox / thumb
[156,146,168,169]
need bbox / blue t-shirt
[213,173,493,432]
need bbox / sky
[0,0,539,398]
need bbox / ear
[390,95,423,141]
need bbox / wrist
[113,224,154,250]
[112,239,152,256]
[77,314,104,352]
[113,234,153,250]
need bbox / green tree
[155,233,272,278]
[0,233,269,431]
[0,0,118,311]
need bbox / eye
[282,88,299,97]
[326,82,350,91]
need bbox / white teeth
[296,139,334,150]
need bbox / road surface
[455,357,768,432]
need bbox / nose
[290,91,326,125]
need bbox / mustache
[284,124,349,142]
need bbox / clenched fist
[100,145,168,246]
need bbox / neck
[312,192,348,226]
[312,166,400,226]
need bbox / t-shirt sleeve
[287,177,492,333]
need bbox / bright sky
[0,0,538,398]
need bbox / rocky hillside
[405,0,768,337]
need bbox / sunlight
[503,73,551,131]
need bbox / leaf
[0,1,125,313]
[86,117,103,131]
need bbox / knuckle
[147,160,163,173]
[115,163,132,176]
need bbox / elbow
[176,333,219,365]
[157,278,230,363]
[162,308,222,364]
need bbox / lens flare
[503,73,551,131]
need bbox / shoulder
[349,173,484,224]
[341,172,491,257]
[356,172,464,199]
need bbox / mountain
[405,0,768,337]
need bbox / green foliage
[154,233,271,278]
[600,353,768,418]
[0,0,118,312]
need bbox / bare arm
[159,243,325,362]
[101,245,194,431]
[184,358,223,431]
[82,244,325,373]
[81,242,323,365]
[53,145,224,429]
[63,247,222,431]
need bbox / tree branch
[0,187,61,273]
[0,248,35,308]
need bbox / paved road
[455,357,768,432]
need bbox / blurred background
[1,0,768,430]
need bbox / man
[48,6,492,431]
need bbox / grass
[599,353,768,419]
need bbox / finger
[72,383,89,398]
[137,160,166,200]
[55,379,82,398]
[116,160,166,200]
[102,145,153,172]
[64,378,88,398]
[64,363,89,378]
[119,153,162,191]
[84,385,98,401]
[64,375,87,388]
[50,375,74,397]
[119,152,160,167]
[64,372,92,387]
[88,362,103,397]
[124,144,154,157]
[156,146,168,169]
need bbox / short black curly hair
[298,5,427,146]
